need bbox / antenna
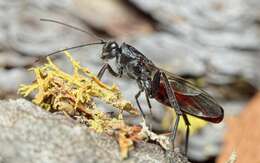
[34,19,108,64]
[40,18,105,42]
[34,42,105,63]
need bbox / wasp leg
[182,114,190,155]
[152,70,183,141]
[135,89,146,118]
[144,89,154,117]
[160,71,190,155]
[97,63,119,79]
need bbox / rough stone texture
[0,51,35,68]
[217,93,260,163]
[188,123,225,161]
[0,99,189,163]
[129,0,260,87]
[0,0,89,56]
[130,0,260,50]
[0,69,32,93]
[72,0,154,37]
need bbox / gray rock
[188,123,225,161]
[0,51,35,67]
[0,68,32,92]
[207,50,258,81]
[0,99,190,163]
[71,0,154,37]
[7,13,88,56]
[128,32,206,76]
[129,0,260,84]
[0,0,92,56]
[130,0,260,50]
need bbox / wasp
[40,19,224,155]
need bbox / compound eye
[109,42,118,50]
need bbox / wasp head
[101,41,119,60]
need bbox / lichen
[18,51,144,159]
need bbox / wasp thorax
[101,41,119,60]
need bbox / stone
[0,68,32,92]
[72,0,154,37]
[0,99,190,163]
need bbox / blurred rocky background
[0,0,259,162]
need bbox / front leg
[97,63,119,79]
[135,89,146,118]
[136,80,153,117]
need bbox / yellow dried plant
[18,51,144,159]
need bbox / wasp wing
[153,67,224,123]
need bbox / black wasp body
[99,41,169,120]
[101,41,155,94]
[40,19,224,156]
[103,42,154,79]
[99,41,194,155]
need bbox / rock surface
[0,99,189,163]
